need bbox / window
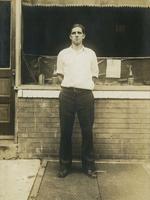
[97,58,150,86]
[21,6,150,86]
[0,1,10,67]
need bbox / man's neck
[71,44,83,51]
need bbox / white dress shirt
[56,46,99,90]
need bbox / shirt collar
[69,45,85,53]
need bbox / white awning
[22,0,150,8]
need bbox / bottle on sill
[128,65,134,85]
[38,73,45,85]
[52,69,58,84]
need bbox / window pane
[0,1,10,68]
[22,6,150,57]
[22,6,150,86]
[22,54,57,85]
[98,58,150,86]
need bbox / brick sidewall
[16,97,150,159]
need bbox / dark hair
[70,24,85,34]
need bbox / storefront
[1,0,150,159]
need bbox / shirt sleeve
[91,51,99,78]
[56,51,64,75]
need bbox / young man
[56,24,99,178]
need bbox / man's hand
[57,74,64,84]
[92,77,98,84]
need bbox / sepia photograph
[0,0,150,199]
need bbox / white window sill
[16,85,150,99]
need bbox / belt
[61,87,91,93]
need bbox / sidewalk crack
[96,176,103,200]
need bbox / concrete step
[0,140,18,159]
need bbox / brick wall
[16,97,150,159]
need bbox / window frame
[15,1,150,95]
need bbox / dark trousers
[59,87,95,169]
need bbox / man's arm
[56,51,64,84]
[91,51,99,84]
[92,76,98,84]
[57,73,64,84]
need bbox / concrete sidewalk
[0,159,40,200]
[1,159,150,200]
[31,160,150,200]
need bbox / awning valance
[22,0,150,8]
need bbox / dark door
[0,70,14,135]
[0,0,14,135]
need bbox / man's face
[70,27,85,46]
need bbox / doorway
[0,1,15,136]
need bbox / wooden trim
[22,0,150,8]
[15,0,22,86]
[17,89,150,99]
[0,135,14,140]
[15,84,150,91]
[0,70,12,78]
[18,89,60,98]
[10,0,16,70]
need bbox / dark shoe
[57,165,70,178]
[84,169,97,178]
[82,163,97,178]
